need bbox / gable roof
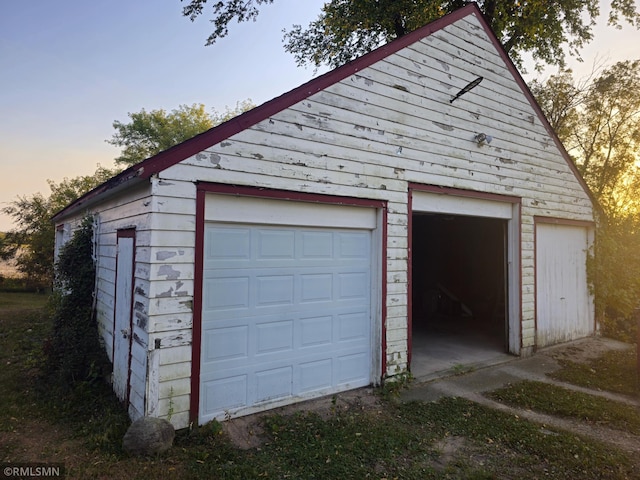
[53,3,592,222]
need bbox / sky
[1,0,639,232]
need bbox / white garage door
[199,199,376,423]
[536,223,593,347]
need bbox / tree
[181,0,640,69]
[531,61,640,216]
[107,101,254,167]
[0,166,117,285]
[531,61,640,339]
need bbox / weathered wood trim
[197,182,387,208]
[409,183,521,204]
[189,186,206,425]
[533,215,595,227]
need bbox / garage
[53,5,597,428]
[536,221,594,347]
[409,187,521,378]
[198,194,381,423]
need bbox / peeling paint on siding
[432,121,454,131]
[407,71,425,80]
[437,60,450,71]
[179,300,193,311]
[158,288,174,298]
[133,332,146,347]
[135,313,147,330]
[354,75,374,86]
[196,152,221,165]
[158,265,180,280]
[156,251,177,261]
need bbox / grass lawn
[1,293,639,479]
[488,380,640,434]
[551,347,639,397]
[0,291,48,312]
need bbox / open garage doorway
[410,213,512,380]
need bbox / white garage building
[53,4,595,429]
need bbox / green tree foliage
[44,215,111,386]
[531,61,640,339]
[0,166,117,286]
[107,101,254,167]
[181,0,640,69]
[588,217,640,342]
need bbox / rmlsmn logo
[2,463,65,479]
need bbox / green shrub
[43,216,110,387]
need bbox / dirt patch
[223,387,381,449]
[431,435,467,472]
[1,419,96,467]
[546,336,632,363]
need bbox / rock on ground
[122,417,175,456]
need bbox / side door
[113,229,135,403]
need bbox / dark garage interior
[410,213,511,379]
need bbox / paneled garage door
[199,220,374,423]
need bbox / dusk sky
[1,0,639,231]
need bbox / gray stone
[123,417,175,456]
